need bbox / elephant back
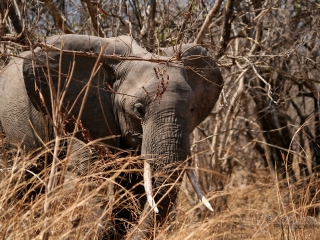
[0,53,53,151]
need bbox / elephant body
[0,34,223,239]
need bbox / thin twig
[243,57,276,104]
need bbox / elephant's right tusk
[186,169,214,212]
[143,161,159,213]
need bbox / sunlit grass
[1,136,319,239]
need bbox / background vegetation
[1,0,320,239]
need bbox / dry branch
[140,0,156,49]
[0,0,27,44]
[30,41,188,65]
[216,0,234,59]
[43,0,75,34]
[82,0,103,37]
[194,0,223,44]
[176,0,194,44]
[3,0,22,34]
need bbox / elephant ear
[22,34,139,144]
[161,44,223,132]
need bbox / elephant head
[0,34,223,239]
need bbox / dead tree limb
[194,0,223,44]
[0,0,28,44]
[216,0,234,59]
[5,0,22,34]
[141,0,156,50]
[43,0,75,34]
[176,0,194,44]
[302,80,320,171]
[82,0,103,37]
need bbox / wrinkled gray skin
[0,35,223,239]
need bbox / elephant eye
[190,107,195,112]
[133,102,146,119]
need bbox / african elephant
[0,34,223,239]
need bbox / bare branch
[176,0,194,44]
[5,0,22,34]
[82,0,103,37]
[43,0,75,34]
[216,0,234,59]
[141,0,156,50]
[194,0,223,44]
[30,41,185,64]
[0,0,28,44]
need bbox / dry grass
[1,135,320,240]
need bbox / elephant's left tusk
[144,161,159,213]
[186,169,214,212]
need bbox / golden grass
[1,136,320,240]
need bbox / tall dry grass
[1,133,320,239]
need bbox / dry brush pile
[1,0,320,239]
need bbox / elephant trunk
[142,114,189,170]
[141,112,213,213]
[141,113,188,213]
[141,113,189,166]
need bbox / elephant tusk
[186,169,214,212]
[143,161,159,213]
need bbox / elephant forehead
[140,74,193,99]
[116,62,191,98]
[134,61,186,79]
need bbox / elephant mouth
[143,160,213,213]
[124,131,142,148]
